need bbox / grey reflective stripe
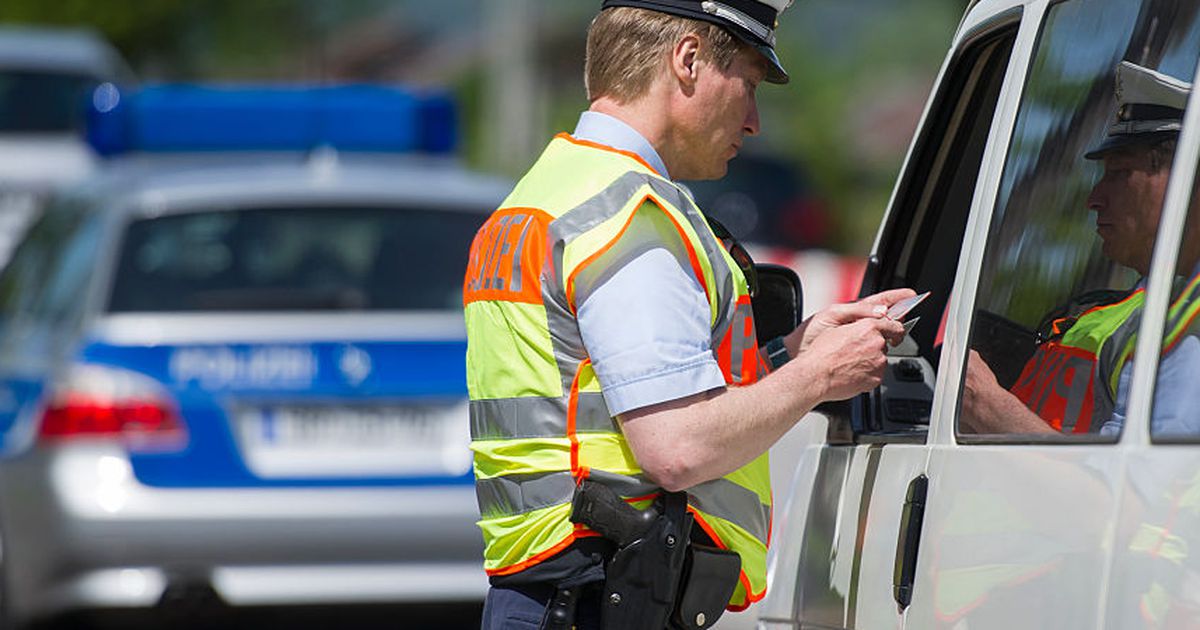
[1096,308,1143,410]
[471,392,617,440]
[644,179,738,343]
[485,213,523,290]
[542,173,655,393]
[571,210,704,309]
[550,171,655,245]
[476,470,576,518]
[689,478,771,544]
[544,170,740,391]
[1164,278,1200,345]
[587,468,658,498]
[509,214,536,294]
[543,270,587,394]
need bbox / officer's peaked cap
[1086,60,1192,159]
[600,0,793,84]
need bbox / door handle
[892,474,928,610]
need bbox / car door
[905,1,1200,628]
[758,3,1029,628]
[1105,43,1200,629]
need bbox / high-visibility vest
[463,133,771,610]
[1110,272,1200,388]
[1009,290,1144,433]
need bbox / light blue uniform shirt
[571,112,726,416]
[1101,274,1200,438]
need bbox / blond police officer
[464,2,910,627]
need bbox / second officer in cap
[465,1,912,628]
[961,60,1200,438]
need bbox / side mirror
[753,264,803,345]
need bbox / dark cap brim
[601,0,788,84]
[1084,130,1177,159]
[746,37,788,84]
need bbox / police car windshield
[0,70,95,133]
[107,206,485,312]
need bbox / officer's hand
[802,316,905,402]
[787,288,916,355]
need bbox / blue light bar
[86,84,458,156]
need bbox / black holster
[569,480,742,630]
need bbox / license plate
[233,402,471,478]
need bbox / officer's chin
[696,161,730,181]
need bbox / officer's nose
[1086,183,1104,213]
[744,99,760,137]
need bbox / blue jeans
[481,583,603,630]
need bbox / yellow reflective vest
[1010,290,1144,433]
[1009,271,1200,435]
[463,133,771,610]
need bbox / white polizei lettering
[169,346,317,388]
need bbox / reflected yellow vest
[1010,290,1143,433]
[1010,273,1200,434]
[463,134,770,610]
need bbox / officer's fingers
[821,301,886,325]
[871,316,906,338]
[860,287,918,308]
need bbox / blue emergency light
[86,83,457,156]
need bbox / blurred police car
[0,85,506,626]
[0,27,132,267]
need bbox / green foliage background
[0,0,971,255]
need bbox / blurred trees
[0,0,970,254]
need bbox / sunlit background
[0,2,974,628]
[2,0,968,254]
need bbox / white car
[761,0,1200,628]
[0,26,130,267]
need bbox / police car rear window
[107,206,485,312]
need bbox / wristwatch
[765,336,790,370]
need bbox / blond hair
[585,7,745,103]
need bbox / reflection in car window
[1148,156,1200,440]
[108,207,486,312]
[958,0,1200,441]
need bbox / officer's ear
[670,33,702,91]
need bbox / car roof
[65,151,514,218]
[0,26,126,78]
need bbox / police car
[0,26,130,267]
[760,0,1200,627]
[0,85,507,626]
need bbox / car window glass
[842,19,1017,444]
[107,206,486,313]
[958,0,1200,442]
[34,213,104,326]
[0,201,96,356]
[1149,149,1200,441]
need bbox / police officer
[465,1,912,628]
[962,61,1200,437]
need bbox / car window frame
[1127,52,1200,446]
[834,10,1023,446]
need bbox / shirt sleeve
[576,246,726,417]
[1102,335,1200,438]
[1148,335,1200,438]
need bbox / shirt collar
[572,111,671,179]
